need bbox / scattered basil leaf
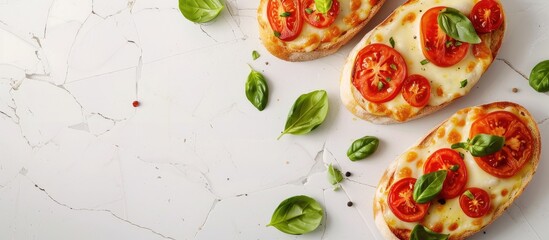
[529,60,549,92]
[178,0,224,23]
[451,134,505,157]
[460,79,468,88]
[267,195,324,235]
[437,7,481,44]
[389,37,395,48]
[377,81,384,90]
[390,64,397,70]
[274,31,281,38]
[463,190,474,200]
[315,0,333,14]
[449,165,459,172]
[410,224,449,240]
[280,12,291,17]
[278,90,329,140]
[328,164,344,190]
[305,8,314,14]
[421,59,430,65]
[245,66,269,111]
[347,136,379,161]
[252,50,260,60]
[413,170,447,204]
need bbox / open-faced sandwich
[373,102,541,239]
[257,0,386,61]
[341,0,505,123]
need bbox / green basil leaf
[278,90,329,139]
[529,60,549,92]
[463,189,474,200]
[178,0,224,23]
[410,224,449,240]
[267,195,324,235]
[413,170,447,204]
[245,67,269,111]
[437,7,481,44]
[315,0,333,14]
[327,164,344,189]
[389,37,395,48]
[421,59,430,65]
[468,134,505,157]
[460,79,468,88]
[347,136,379,161]
[449,165,459,172]
[252,50,260,60]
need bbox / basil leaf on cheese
[315,0,333,14]
[451,134,505,157]
[413,170,447,204]
[437,7,481,44]
[410,224,449,240]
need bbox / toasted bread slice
[257,0,386,61]
[373,102,541,239]
[340,0,506,124]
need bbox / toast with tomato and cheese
[373,102,541,240]
[340,0,505,124]
[257,0,386,61]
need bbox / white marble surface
[1,0,548,239]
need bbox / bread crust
[257,0,386,62]
[340,0,506,124]
[373,102,542,240]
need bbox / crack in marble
[346,179,377,189]
[199,25,219,43]
[194,198,220,238]
[320,189,328,240]
[43,0,55,38]
[63,12,93,84]
[496,58,529,81]
[31,181,176,240]
[537,117,549,125]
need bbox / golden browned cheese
[374,102,541,240]
[339,0,506,123]
[401,12,416,25]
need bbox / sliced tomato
[388,178,430,222]
[402,74,431,108]
[470,0,504,34]
[267,0,303,41]
[302,0,340,28]
[459,188,490,218]
[352,43,407,103]
[420,7,470,67]
[470,111,533,178]
[424,149,468,199]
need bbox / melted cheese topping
[377,105,536,236]
[262,0,378,52]
[341,0,499,122]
